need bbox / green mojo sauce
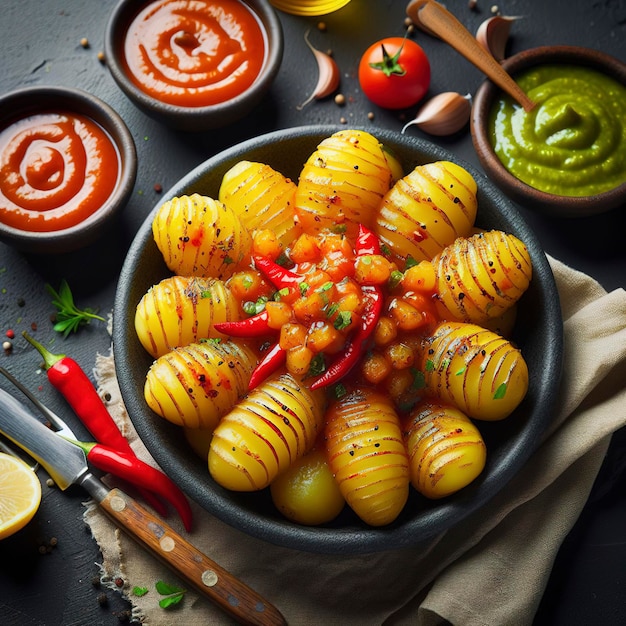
[489,64,626,196]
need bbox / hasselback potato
[135,275,241,358]
[419,321,529,421]
[431,230,532,325]
[324,387,410,526]
[208,373,327,491]
[374,160,478,265]
[218,160,302,249]
[403,401,486,498]
[144,339,257,430]
[152,193,251,278]
[294,129,398,238]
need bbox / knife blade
[0,386,286,626]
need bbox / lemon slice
[0,451,42,540]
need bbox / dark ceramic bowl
[472,45,626,218]
[113,125,563,554]
[0,86,136,254]
[104,0,283,132]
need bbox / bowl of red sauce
[105,0,284,131]
[471,46,626,218]
[0,86,137,254]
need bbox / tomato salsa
[122,0,268,108]
[0,112,120,232]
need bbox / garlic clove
[475,16,522,62]
[402,92,472,136]
[296,30,341,110]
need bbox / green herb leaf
[333,310,352,331]
[307,353,326,377]
[299,282,310,296]
[132,586,149,597]
[404,255,419,269]
[332,383,347,399]
[274,287,290,301]
[425,359,435,372]
[155,580,184,595]
[155,580,187,609]
[388,270,404,290]
[159,593,185,609]
[494,382,507,399]
[46,280,106,338]
[410,368,426,390]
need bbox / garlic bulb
[476,16,522,62]
[296,30,340,110]
[401,92,472,136]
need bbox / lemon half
[0,452,42,540]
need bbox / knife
[0,385,286,626]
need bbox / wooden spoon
[406,0,536,111]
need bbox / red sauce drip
[0,112,120,232]
[122,0,267,107]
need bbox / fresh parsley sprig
[46,279,106,337]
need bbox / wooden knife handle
[97,486,287,626]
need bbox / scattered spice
[5,329,14,339]
[97,51,106,63]
[334,93,346,106]
[114,577,125,588]
[2,341,12,354]
[367,111,375,120]
[80,37,90,49]
[46,478,55,487]
[17,297,25,307]
[317,21,327,31]
[154,183,163,193]
[468,0,478,10]
[97,592,109,607]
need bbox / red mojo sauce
[122,0,268,107]
[0,112,120,232]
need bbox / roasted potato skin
[294,129,397,239]
[431,230,532,325]
[374,161,478,265]
[152,193,251,278]
[135,275,240,358]
[218,160,302,249]
[419,321,529,421]
[144,339,257,430]
[403,401,486,498]
[208,373,327,491]
[324,387,410,526]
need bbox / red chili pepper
[214,309,271,338]
[355,223,382,256]
[72,439,193,532]
[310,285,383,390]
[22,331,168,518]
[248,343,286,391]
[253,255,301,293]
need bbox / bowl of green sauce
[471,45,626,217]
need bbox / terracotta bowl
[471,45,626,218]
[104,0,284,132]
[113,125,563,554]
[0,86,136,254]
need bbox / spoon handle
[406,0,535,111]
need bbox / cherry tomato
[358,37,431,109]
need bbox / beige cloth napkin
[84,256,626,626]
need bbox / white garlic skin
[476,16,522,62]
[402,92,472,137]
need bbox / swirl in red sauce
[122,0,268,107]
[0,112,120,232]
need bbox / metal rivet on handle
[201,570,218,587]
[110,495,126,512]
